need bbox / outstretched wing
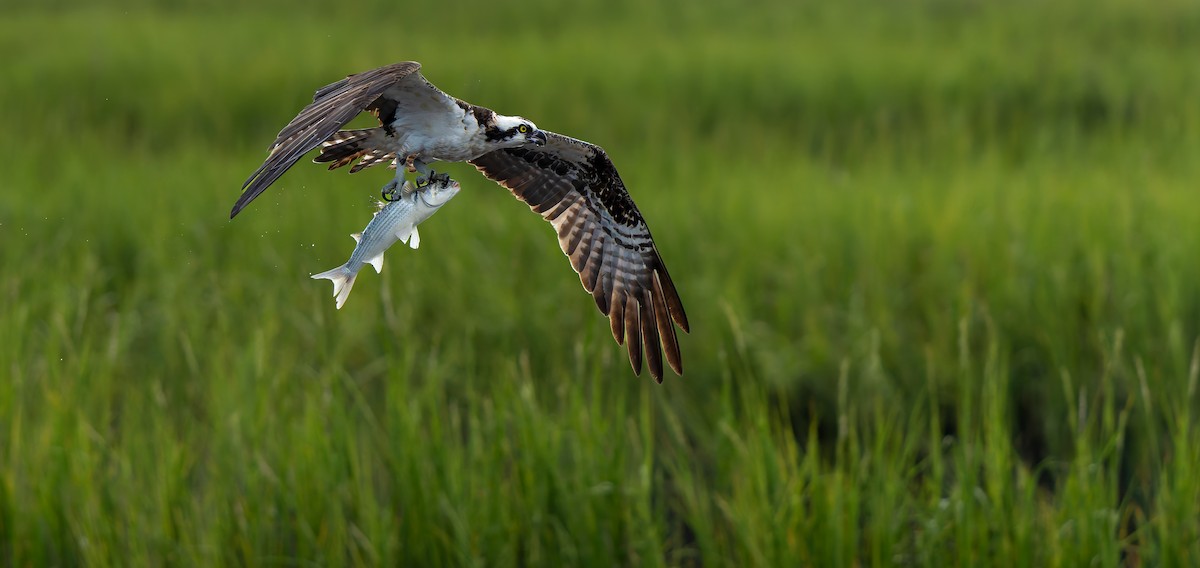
[470,132,690,382]
[231,61,423,218]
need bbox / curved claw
[415,171,450,188]
[380,179,402,201]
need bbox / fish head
[418,178,462,208]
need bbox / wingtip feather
[655,260,690,333]
[641,289,663,382]
[624,294,642,376]
[652,273,683,376]
[609,291,626,345]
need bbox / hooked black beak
[530,130,548,146]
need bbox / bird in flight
[234,61,689,381]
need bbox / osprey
[233,61,689,381]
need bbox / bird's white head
[484,113,548,148]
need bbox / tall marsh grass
[2,0,1200,564]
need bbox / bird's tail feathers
[310,265,358,309]
[313,128,396,173]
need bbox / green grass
[3,0,1200,565]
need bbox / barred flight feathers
[232,62,422,218]
[471,132,689,381]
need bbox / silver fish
[311,178,461,309]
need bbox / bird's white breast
[388,92,492,162]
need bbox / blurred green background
[3,0,1200,565]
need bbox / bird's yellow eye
[518,124,530,134]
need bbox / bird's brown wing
[470,132,689,381]
[231,61,422,218]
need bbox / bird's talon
[380,180,402,201]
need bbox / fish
[311,177,461,309]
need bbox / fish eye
[517,124,530,134]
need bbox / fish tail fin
[310,265,358,310]
[313,128,395,173]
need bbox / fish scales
[311,178,461,308]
